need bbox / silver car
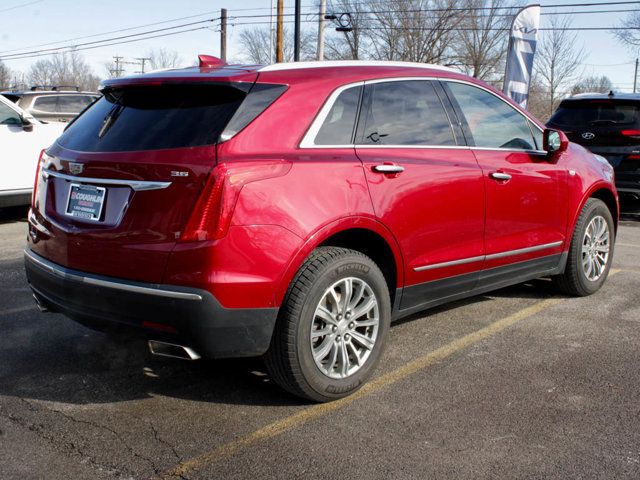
[1,88,99,123]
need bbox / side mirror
[543,128,568,156]
[21,115,34,132]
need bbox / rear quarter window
[33,96,58,112]
[57,84,246,152]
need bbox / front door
[443,81,568,282]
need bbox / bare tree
[147,48,182,70]
[612,9,640,48]
[571,75,613,95]
[453,0,513,79]
[238,27,315,64]
[325,0,371,60]
[0,61,12,89]
[534,17,585,119]
[363,0,462,63]
[27,51,100,90]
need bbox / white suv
[0,95,64,207]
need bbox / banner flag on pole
[503,4,541,109]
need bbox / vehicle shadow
[0,205,29,226]
[0,278,561,408]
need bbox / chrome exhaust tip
[148,340,201,361]
[33,294,49,312]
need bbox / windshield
[57,84,246,152]
[549,99,640,128]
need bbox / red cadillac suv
[25,57,618,401]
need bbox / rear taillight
[179,160,291,242]
[32,149,45,208]
[627,154,640,160]
[621,130,640,138]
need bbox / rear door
[29,81,253,283]
[443,81,567,282]
[354,79,485,313]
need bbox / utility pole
[276,0,284,62]
[220,8,227,62]
[317,0,326,61]
[294,0,302,61]
[634,58,638,93]
[112,56,124,77]
[135,57,151,74]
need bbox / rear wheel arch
[275,219,404,307]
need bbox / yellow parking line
[157,296,565,480]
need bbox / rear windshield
[57,84,246,152]
[549,99,640,128]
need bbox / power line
[0,19,217,60]
[0,26,210,61]
[0,0,43,14]
[0,11,221,55]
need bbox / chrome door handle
[490,172,512,181]
[373,164,404,174]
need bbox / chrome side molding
[414,241,564,272]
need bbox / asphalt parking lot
[0,206,639,480]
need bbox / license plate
[65,183,106,221]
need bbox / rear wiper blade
[98,104,124,139]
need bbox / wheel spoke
[328,286,341,311]
[315,306,337,325]
[325,341,338,373]
[346,340,361,366]
[585,257,594,279]
[311,325,333,339]
[314,337,334,361]
[341,278,353,314]
[355,317,378,328]
[338,340,349,377]
[348,282,366,311]
[352,297,376,320]
[350,330,374,351]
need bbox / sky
[0,0,638,91]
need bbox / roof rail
[29,85,81,92]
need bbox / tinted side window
[314,86,361,145]
[33,96,58,112]
[447,82,535,150]
[0,102,21,125]
[57,85,245,152]
[358,80,455,146]
[58,95,95,113]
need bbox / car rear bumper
[24,248,278,358]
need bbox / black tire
[554,198,615,296]
[264,247,391,402]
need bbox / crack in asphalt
[0,398,118,476]
[3,397,166,479]
[47,405,163,477]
